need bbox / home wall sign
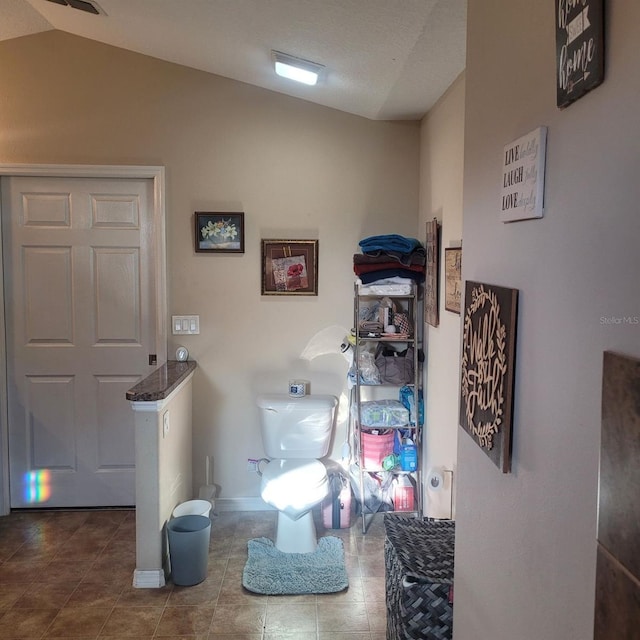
[556,0,604,109]
[500,127,547,223]
[424,218,440,327]
[459,281,518,473]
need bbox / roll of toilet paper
[288,379,309,397]
[427,470,445,492]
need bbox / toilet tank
[257,394,338,459]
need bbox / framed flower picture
[195,212,244,253]
[261,239,318,296]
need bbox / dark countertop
[126,360,197,402]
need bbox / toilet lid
[261,459,327,488]
[260,459,330,518]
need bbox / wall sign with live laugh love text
[556,0,604,109]
[500,127,547,223]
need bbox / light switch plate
[172,315,200,335]
[163,411,170,438]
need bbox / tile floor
[0,508,388,639]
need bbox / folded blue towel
[359,234,422,255]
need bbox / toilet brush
[198,455,217,509]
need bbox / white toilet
[257,393,338,553]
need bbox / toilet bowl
[257,394,338,554]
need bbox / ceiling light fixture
[271,50,324,86]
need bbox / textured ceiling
[1,0,467,121]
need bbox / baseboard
[215,497,275,512]
[132,569,166,588]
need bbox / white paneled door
[2,176,158,508]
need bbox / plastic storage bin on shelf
[359,399,410,470]
[361,429,395,469]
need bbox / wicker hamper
[384,515,455,640]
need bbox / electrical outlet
[247,458,258,472]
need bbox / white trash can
[172,499,212,519]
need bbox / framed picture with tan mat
[261,239,318,296]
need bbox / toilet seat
[260,459,329,521]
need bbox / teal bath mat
[242,536,349,595]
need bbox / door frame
[0,164,168,516]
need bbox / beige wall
[0,31,420,504]
[456,2,640,639]
[419,73,465,519]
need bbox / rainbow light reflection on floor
[24,469,52,503]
